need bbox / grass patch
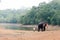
[5,26,33,30]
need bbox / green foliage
[0,9,29,23]
[5,26,33,30]
[20,0,60,25]
[0,0,60,25]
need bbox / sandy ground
[0,28,60,40]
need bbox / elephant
[38,22,48,32]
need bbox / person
[38,22,48,32]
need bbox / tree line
[20,0,60,25]
[0,9,29,23]
[0,0,60,25]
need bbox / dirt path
[0,29,60,40]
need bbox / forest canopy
[20,0,60,25]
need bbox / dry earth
[0,28,60,40]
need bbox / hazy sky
[0,0,52,10]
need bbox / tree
[20,0,60,25]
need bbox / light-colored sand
[0,28,60,40]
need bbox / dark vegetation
[20,0,60,25]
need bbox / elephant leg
[42,26,46,31]
[41,26,45,31]
[38,26,40,32]
[43,27,46,31]
[41,28,44,31]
